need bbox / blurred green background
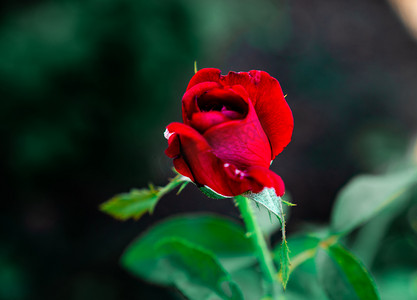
[1,0,417,299]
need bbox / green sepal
[279,239,291,290]
[245,188,284,221]
[199,186,230,199]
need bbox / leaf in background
[122,214,256,288]
[230,267,264,300]
[376,268,417,300]
[350,199,407,268]
[155,238,243,300]
[330,168,417,234]
[100,175,187,221]
[316,243,380,300]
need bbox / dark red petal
[165,130,180,158]
[221,71,251,87]
[173,156,195,182]
[186,68,222,90]
[197,88,248,116]
[189,111,230,133]
[186,69,293,159]
[221,109,242,120]
[246,166,285,196]
[248,70,293,159]
[203,86,271,169]
[165,129,195,181]
[165,122,236,195]
[182,82,221,123]
[222,70,294,159]
[165,123,277,196]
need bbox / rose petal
[184,85,248,133]
[182,81,221,122]
[189,111,230,133]
[186,69,293,159]
[165,122,285,196]
[197,88,248,116]
[203,86,271,169]
[186,68,222,90]
[245,70,293,159]
[165,128,195,181]
[246,166,285,196]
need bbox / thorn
[194,61,198,74]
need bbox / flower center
[198,88,248,119]
[189,88,249,133]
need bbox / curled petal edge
[165,122,285,197]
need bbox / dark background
[1,0,416,299]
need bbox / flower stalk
[234,195,277,298]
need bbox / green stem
[234,195,277,298]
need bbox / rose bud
[165,68,293,198]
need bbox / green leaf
[229,267,264,300]
[245,188,284,221]
[350,204,406,267]
[376,268,417,300]
[330,168,417,234]
[155,238,243,300]
[316,243,380,300]
[122,214,256,290]
[100,175,187,221]
[100,188,159,221]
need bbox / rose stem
[234,195,277,298]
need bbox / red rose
[165,68,293,197]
